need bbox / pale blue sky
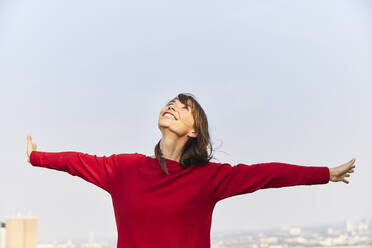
[1,0,371,243]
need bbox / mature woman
[27,93,355,248]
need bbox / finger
[27,134,32,143]
[342,178,349,184]
[33,144,37,150]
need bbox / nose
[168,105,175,111]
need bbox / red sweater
[30,151,330,248]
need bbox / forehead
[167,98,193,109]
[168,98,188,105]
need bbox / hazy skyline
[1,0,371,243]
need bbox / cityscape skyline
[1,212,371,247]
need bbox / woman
[26,93,356,248]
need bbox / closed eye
[165,99,190,112]
[166,101,188,110]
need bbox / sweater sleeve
[210,162,330,202]
[29,150,133,194]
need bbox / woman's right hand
[27,134,37,163]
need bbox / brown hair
[154,93,215,175]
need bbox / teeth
[164,113,176,119]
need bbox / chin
[158,120,170,128]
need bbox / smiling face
[158,98,198,138]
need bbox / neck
[159,132,189,162]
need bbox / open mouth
[163,112,177,120]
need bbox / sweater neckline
[146,155,184,171]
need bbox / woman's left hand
[329,158,356,184]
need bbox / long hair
[154,93,215,175]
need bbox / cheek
[159,109,166,117]
[183,117,195,128]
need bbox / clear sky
[1,0,371,243]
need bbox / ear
[188,129,198,138]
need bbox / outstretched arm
[209,158,356,203]
[26,134,124,194]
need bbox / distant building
[345,219,354,234]
[289,227,301,235]
[0,222,5,248]
[358,217,369,233]
[4,213,38,248]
